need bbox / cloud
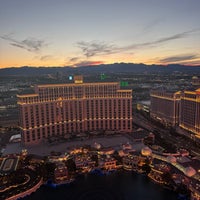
[40,55,53,61]
[77,29,199,57]
[10,43,25,49]
[64,55,104,67]
[123,30,196,50]
[69,57,80,62]
[0,34,47,52]
[153,32,190,44]
[159,54,199,63]
[73,60,104,67]
[77,41,116,57]
[142,18,162,33]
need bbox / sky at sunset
[0,0,200,68]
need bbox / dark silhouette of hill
[0,63,199,76]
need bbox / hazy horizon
[1,62,200,70]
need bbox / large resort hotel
[150,88,200,139]
[17,76,132,146]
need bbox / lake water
[23,171,178,200]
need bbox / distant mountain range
[0,63,200,76]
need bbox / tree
[141,164,151,175]
[66,158,76,173]
[91,154,98,167]
[162,172,172,184]
[44,162,56,179]
[113,150,122,164]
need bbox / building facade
[17,79,132,146]
[179,89,200,138]
[150,89,181,126]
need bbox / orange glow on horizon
[1,53,200,69]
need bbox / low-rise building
[148,162,171,185]
[74,155,95,171]
[122,152,149,172]
[54,162,68,183]
[98,157,117,170]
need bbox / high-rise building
[17,77,132,146]
[150,89,181,126]
[179,89,200,138]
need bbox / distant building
[17,76,132,146]
[192,76,200,86]
[150,88,200,137]
[137,100,150,113]
[150,89,181,126]
[179,88,200,139]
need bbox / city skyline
[0,0,200,68]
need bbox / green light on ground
[120,81,129,86]
[100,74,106,80]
